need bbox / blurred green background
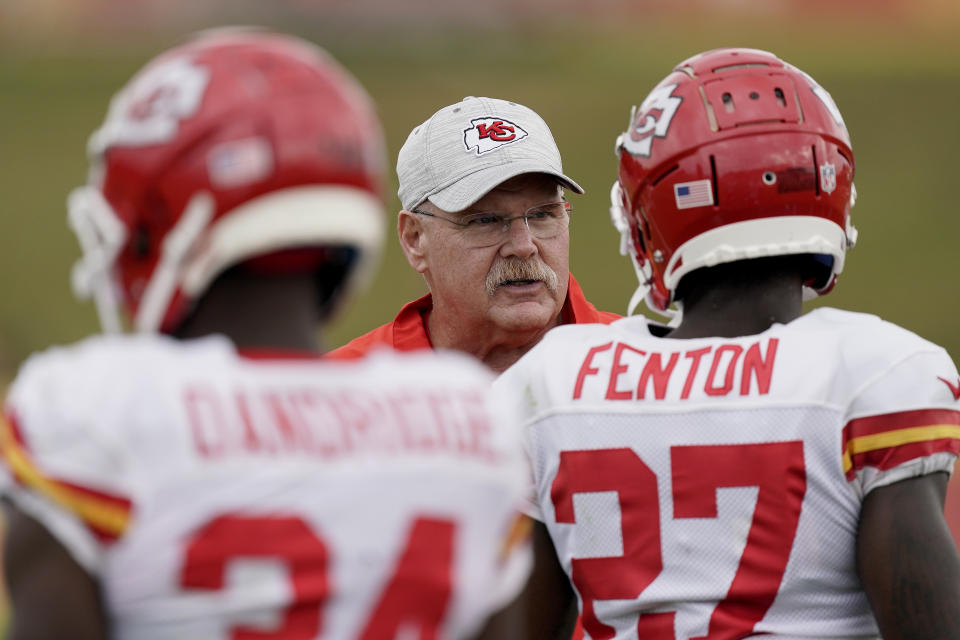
[2,1,959,380]
[0,0,959,633]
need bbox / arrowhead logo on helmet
[622,83,683,158]
[89,56,210,155]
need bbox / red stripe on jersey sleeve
[6,410,29,447]
[1,410,133,543]
[842,409,960,481]
[848,437,960,480]
[844,409,960,438]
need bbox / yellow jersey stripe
[0,415,130,538]
[842,424,960,474]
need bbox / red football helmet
[69,28,387,333]
[612,48,857,315]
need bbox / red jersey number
[181,515,455,639]
[551,442,806,639]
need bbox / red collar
[237,347,322,361]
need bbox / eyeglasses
[412,201,571,248]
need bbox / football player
[1,29,532,639]
[497,48,960,639]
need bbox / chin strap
[626,285,647,318]
[846,183,859,248]
[665,303,683,328]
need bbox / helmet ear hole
[651,165,679,186]
[132,226,152,259]
[774,87,786,107]
[836,146,853,168]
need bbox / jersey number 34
[181,515,453,639]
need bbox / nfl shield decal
[820,163,837,194]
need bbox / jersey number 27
[552,442,805,639]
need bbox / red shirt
[329,274,620,359]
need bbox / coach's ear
[398,209,429,274]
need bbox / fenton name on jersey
[184,382,500,462]
[573,336,778,402]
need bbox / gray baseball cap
[397,96,584,212]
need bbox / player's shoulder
[14,333,227,383]
[790,308,956,400]
[796,307,948,361]
[7,333,233,415]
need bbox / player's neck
[173,270,323,353]
[668,260,804,340]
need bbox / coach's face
[399,173,570,339]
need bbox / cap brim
[425,161,584,212]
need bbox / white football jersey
[494,307,960,640]
[1,334,532,640]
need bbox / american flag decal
[207,137,274,188]
[674,179,714,210]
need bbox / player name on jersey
[573,337,778,401]
[184,384,501,463]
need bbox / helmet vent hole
[721,92,735,113]
[749,91,760,100]
[133,226,151,258]
[774,87,786,107]
[762,171,777,185]
[812,145,821,196]
[709,155,720,206]
[652,164,679,187]
[836,146,852,166]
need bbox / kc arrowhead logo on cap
[463,117,528,156]
[396,97,582,212]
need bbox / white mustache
[486,256,559,296]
